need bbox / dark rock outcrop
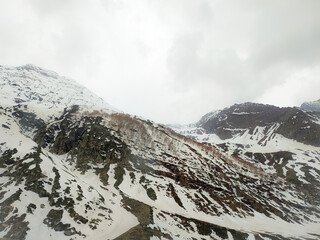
[197,102,320,146]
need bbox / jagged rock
[196,103,320,146]
[26,203,36,214]
[43,209,63,227]
[64,227,77,236]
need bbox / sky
[1,0,320,124]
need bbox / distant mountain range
[1,65,320,240]
[301,99,320,112]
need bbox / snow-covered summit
[0,64,117,112]
[301,98,320,112]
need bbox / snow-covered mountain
[170,102,320,237]
[0,64,117,116]
[301,99,320,112]
[1,66,320,240]
[176,102,320,146]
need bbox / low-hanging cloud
[0,0,320,124]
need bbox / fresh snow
[0,64,118,113]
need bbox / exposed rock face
[196,102,320,146]
[169,102,320,237]
[1,104,319,239]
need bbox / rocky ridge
[1,66,320,240]
[0,64,117,116]
[170,102,320,238]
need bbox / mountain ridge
[182,102,320,147]
[0,64,117,114]
[1,65,320,240]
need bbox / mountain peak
[16,64,60,78]
[0,64,117,113]
[301,98,320,112]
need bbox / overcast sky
[1,0,320,124]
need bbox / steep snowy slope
[2,105,320,240]
[0,108,138,240]
[1,66,320,240]
[0,64,117,115]
[170,102,320,238]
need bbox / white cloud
[0,0,319,124]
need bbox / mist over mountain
[1,65,320,240]
[301,99,320,112]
